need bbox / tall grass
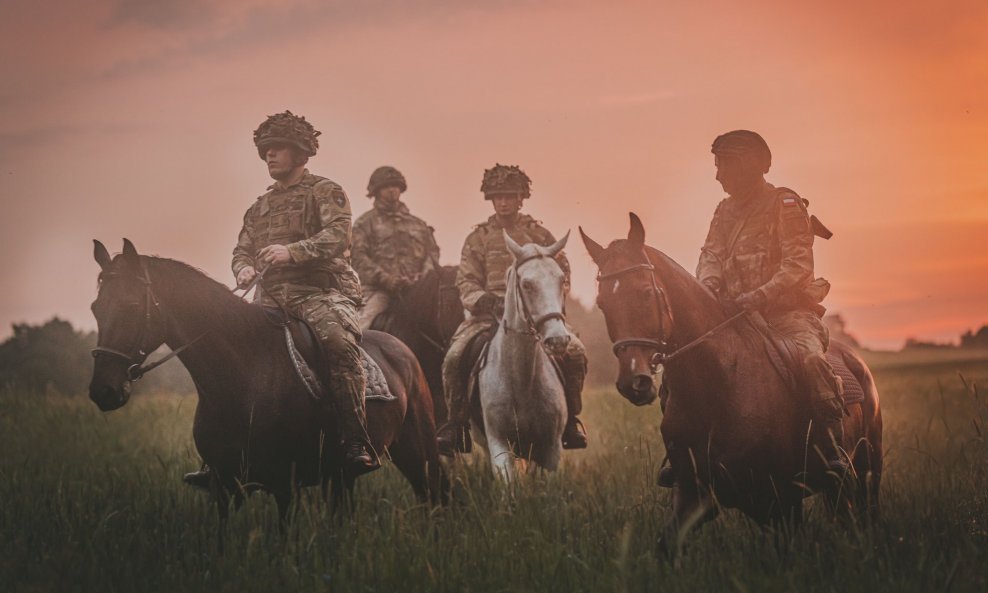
[1,354,986,592]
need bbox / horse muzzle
[617,373,657,406]
[89,381,131,411]
[542,333,571,356]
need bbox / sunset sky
[1,0,986,350]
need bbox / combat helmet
[481,163,531,199]
[711,130,772,174]
[366,166,407,197]
[253,110,321,159]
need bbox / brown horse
[88,240,447,529]
[580,214,882,553]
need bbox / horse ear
[628,212,645,246]
[93,240,111,270]
[502,230,524,260]
[545,230,570,257]
[579,226,604,263]
[121,238,140,269]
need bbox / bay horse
[579,214,882,552]
[474,231,572,479]
[88,239,446,528]
[370,265,464,428]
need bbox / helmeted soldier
[185,111,379,487]
[352,166,440,330]
[436,164,589,455]
[696,129,846,475]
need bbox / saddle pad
[282,327,395,402]
[827,349,865,405]
[361,349,396,401]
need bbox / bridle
[91,259,204,381]
[502,252,567,338]
[597,249,673,371]
[598,248,746,372]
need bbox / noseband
[597,251,674,372]
[503,252,566,338]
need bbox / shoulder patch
[332,189,348,208]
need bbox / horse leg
[209,473,230,554]
[487,435,516,482]
[389,390,450,505]
[853,434,883,522]
[657,481,719,560]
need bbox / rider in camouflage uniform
[186,112,378,487]
[696,130,846,475]
[352,166,440,330]
[436,164,589,455]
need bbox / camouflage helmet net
[253,110,321,159]
[366,165,407,197]
[480,163,532,199]
[711,130,772,174]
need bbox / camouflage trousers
[764,308,843,422]
[357,287,391,331]
[441,313,588,419]
[258,283,370,445]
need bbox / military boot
[561,354,589,450]
[332,374,380,475]
[183,464,212,490]
[436,396,472,457]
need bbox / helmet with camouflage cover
[481,163,531,199]
[253,110,321,159]
[366,166,407,197]
[711,130,772,174]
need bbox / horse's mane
[142,256,271,335]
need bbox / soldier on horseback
[185,111,379,486]
[694,129,846,476]
[436,164,588,456]
[352,166,441,330]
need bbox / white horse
[473,230,572,479]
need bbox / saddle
[261,307,395,402]
[745,314,865,406]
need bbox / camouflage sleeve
[350,214,388,287]
[456,230,487,313]
[287,180,352,263]
[696,201,726,285]
[758,195,814,302]
[231,204,257,278]
[423,225,440,275]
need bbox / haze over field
[2,0,986,349]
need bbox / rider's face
[714,154,759,197]
[490,194,524,218]
[375,185,402,207]
[264,144,302,180]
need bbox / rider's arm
[696,201,727,289]
[456,230,488,313]
[350,214,389,288]
[286,180,352,263]
[422,224,441,275]
[758,194,814,303]
[231,204,258,278]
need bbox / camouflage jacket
[232,170,362,302]
[696,181,817,308]
[351,202,439,290]
[456,213,570,314]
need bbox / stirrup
[182,467,212,491]
[345,442,380,475]
[561,417,588,450]
[656,466,675,488]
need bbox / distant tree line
[0,317,194,397]
[903,324,988,350]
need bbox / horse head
[503,229,572,356]
[580,213,678,406]
[88,239,167,411]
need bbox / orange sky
[1,0,986,350]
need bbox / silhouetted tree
[960,325,988,349]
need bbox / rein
[92,261,268,381]
[600,249,744,372]
[501,252,566,338]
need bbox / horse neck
[145,258,271,397]
[495,269,545,380]
[644,246,725,347]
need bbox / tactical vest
[474,217,557,297]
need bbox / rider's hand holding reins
[257,244,293,267]
[237,266,257,289]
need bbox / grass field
[2,351,987,592]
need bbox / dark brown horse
[580,214,882,553]
[88,240,446,528]
[370,265,464,427]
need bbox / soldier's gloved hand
[701,277,722,295]
[474,292,502,315]
[236,266,257,289]
[735,290,767,312]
